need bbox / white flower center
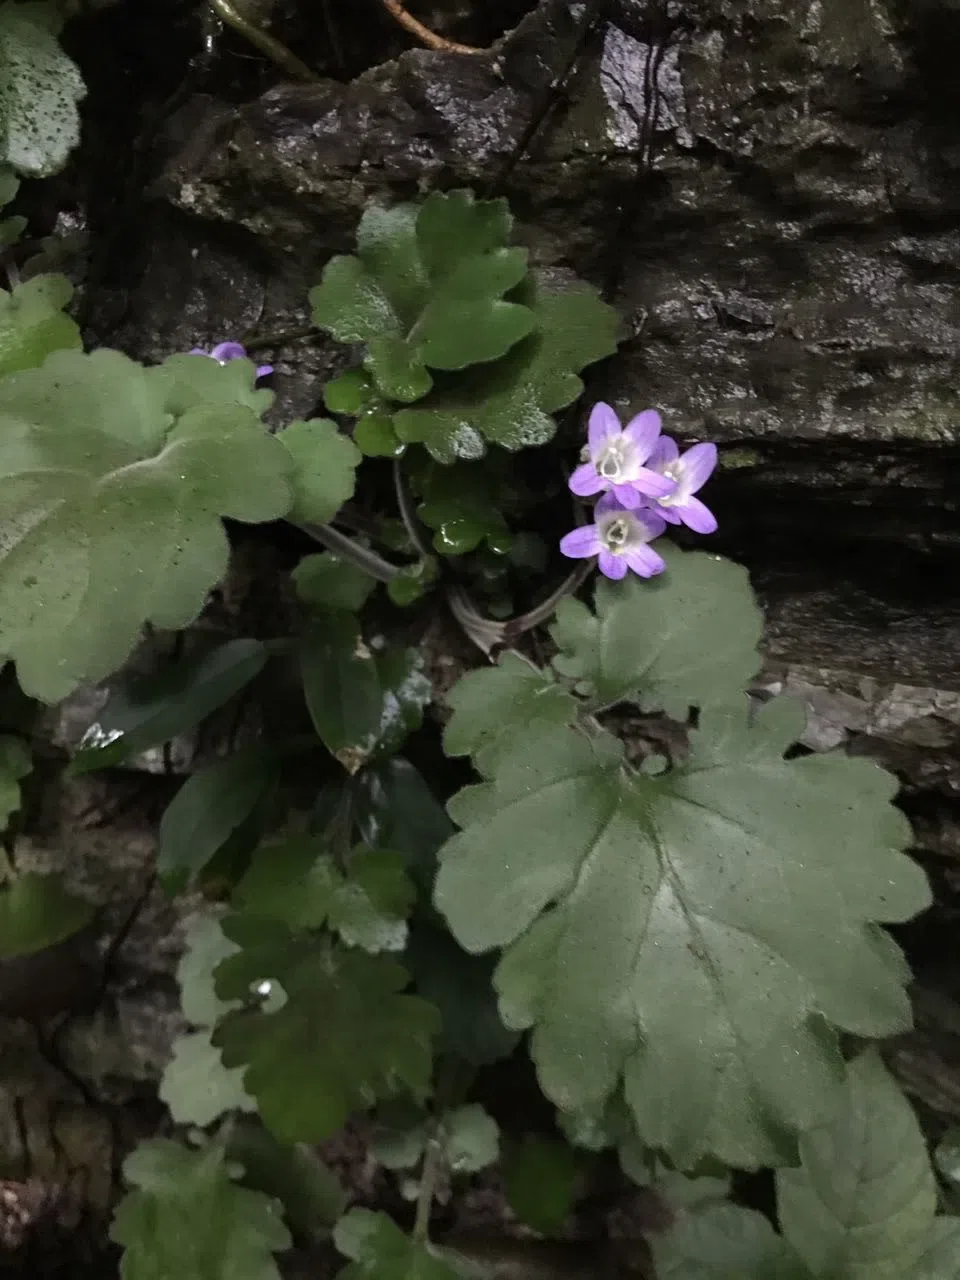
[605,517,630,549]
[657,460,686,506]
[597,440,631,482]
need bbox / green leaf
[334,1209,460,1280]
[158,745,280,891]
[355,757,452,886]
[551,545,763,714]
[394,273,619,463]
[777,1050,938,1279]
[310,191,535,403]
[435,698,930,1168]
[412,455,514,556]
[324,369,376,416]
[354,412,405,458]
[152,351,273,417]
[72,638,269,774]
[278,418,361,524]
[936,1128,960,1186]
[226,1120,346,1237]
[111,1138,290,1280]
[178,912,242,1026]
[653,1204,812,1279]
[0,164,18,206]
[234,836,416,953]
[443,651,576,770]
[293,553,377,613]
[214,927,439,1142]
[0,3,85,178]
[503,1136,578,1235]
[301,620,431,772]
[0,733,29,830]
[0,871,93,956]
[442,1104,499,1174]
[372,1100,428,1169]
[0,348,294,702]
[0,274,80,377]
[912,1218,960,1279]
[159,1029,256,1127]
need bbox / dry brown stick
[379,0,484,54]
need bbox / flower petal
[632,508,667,541]
[189,347,208,356]
[612,483,644,508]
[210,341,247,363]
[624,545,666,578]
[622,409,662,460]
[658,507,682,526]
[647,435,679,470]
[569,463,606,497]
[594,492,629,518]
[559,525,603,559]
[677,495,718,534]
[588,402,621,454]
[679,441,717,492]
[631,466,677,499]
[598,551,628,580]
[255,364,274,379]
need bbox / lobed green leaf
[333,1209,460,1280]
[0,274,80,378]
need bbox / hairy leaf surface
[0,275,80,377]
[653,1204,811,1279]
[0,2,85,177]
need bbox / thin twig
[379,0,484,54]
[242,323,320,352]
[209,0,321,82]
[393,457,434,559]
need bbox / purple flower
[568,403,676,509]
[559,493,667,580]
[190,341,273,380]
[643,436,718,534]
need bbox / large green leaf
[0,870,94,957]
[393,274,619,463]
[653,1204,812,1279]
[0,2,85,178]
[334,1209,460,1280]
[550,546,763,714]
[310,190,534,403]
[0,275,80,378]
[111,1139,290,1280]
[777,1050,938,1279]
[355,757,452,886]
[277,418,360,524]
[434,698,930,1168]
[225,1120,345,1237]
[72,638,270,774]
[912,1218,960,1279]
[0,349,294,702]
[214,924,439,1142]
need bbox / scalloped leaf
[159,1029,256,1127]
[551,545,763,714]
[278,418,361,524]
[653,1204,812,1279]
[393,274,619,463]
[0,274,80,377]
[214,924,439,1142]
[111,1139,290,1280]
[0,2,85,178]
[310,190,534,402]
[334,1209,459,1280]
[0,349,294,702]
[434,698,930,1168]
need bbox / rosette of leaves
[310,189,619,463]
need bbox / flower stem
[413,1136,444,1243]
[208,0,320,82]
[291,520,404,583]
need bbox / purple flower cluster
[560,403,718,581]
[190,341,273,381]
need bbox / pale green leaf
[442,1104,499,1174]
[550,545,763,713]
[111,1138,290,1280]
[214,926,439,1142]
[912,1217,960,1279]
[654,1204,811,1279]
[435,698,930,1168]
[278,418,360,524]
[394,274,619,463]
[0,733,29,829]
[293,553,377,613]
[334,1208,460,1280]
[504,1136,578,1235]
[151,350,273,417]
[159,1029,255,1126]
[0,274,80,377]
[777,1050,938,1279]
[0,871,94,956]
[178,912,242,1026]
[0,349,294,702]
[0,3,85,178]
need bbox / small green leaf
[158,745,280,891]
[328,846,416,953]
[354,413,405,457]
[0,349,294,702]
[0,3,86,178]
[159,1029,256,1126]
[372,1100,428,1170]
[278,418,361,524]
[394,274,619,463]
[214,928,439,1142]
[0,733,30,830]
[551,545,763,714]
[0,871,94,957]
[178,913,242,1026]
[0,274,80,377]
[324,369,375,415]
[413,455,514,556]
[504,1136,578,1235]
[72,638,269,774]
[936,1128,960,1186]
[293,553,377,613]
[226,1120,346,1236]
[111,1138,291,1280]
[913,1217,960,1279]
[442,1104,499,1174]
[435,698,930,1169]
[654,1204,811,1279]
[310,191,535,405]
[777,1050,938,1279]
[334,1209,460,1280]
